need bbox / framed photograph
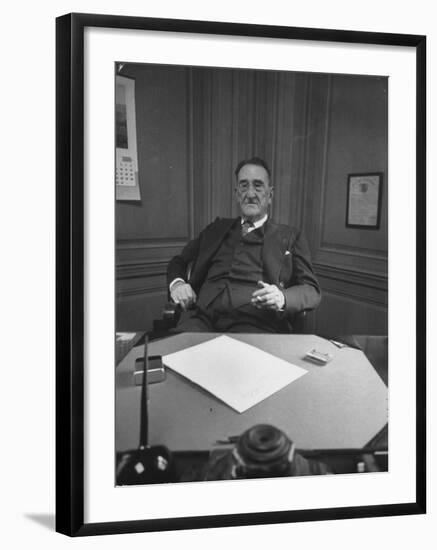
[346,173,383,229]
[56,13,426,536]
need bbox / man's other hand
[251,280,285,311]
[170,282,197,310]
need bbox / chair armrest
[162,302,182,324]
[152,302,182,334]
[291,310,307,334]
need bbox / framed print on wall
[346,173,383,229]
[56,13,426,536]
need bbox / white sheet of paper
[162,335,308,413]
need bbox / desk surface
[116,333,388,453]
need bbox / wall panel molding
[231,70,240,215]
[315,262,387,291]
[117,259,169,280]
[315,262,387,313]
[271,72,295,224]
[191,68,212,234]
[318,279,387,308]
[314,288,387,335]
[320,287,387,308]
[316,75,333,252]
[319,242,388,258]
[294,74,310,230]
[210,70,234,219]
[313,258,388,334]
[301,74,331,248]
[117,238,188,249]
[269,72,279,188]
[187,67,195,239]
[118,286,167,299]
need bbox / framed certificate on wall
[346,172,383,229]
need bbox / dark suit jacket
[167,217,321,318]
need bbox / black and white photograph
[53,9,426,538]
[114,62,389,486]
[2,0,433,546]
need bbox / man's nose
[245,183,257,196]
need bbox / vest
[197,222,265,309]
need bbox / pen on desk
[329,339,347,349]
[327,338,362,351]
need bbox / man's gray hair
[234,157,271,180]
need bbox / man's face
[235,164,273,222]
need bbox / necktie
[241,220,253,236]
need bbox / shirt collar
[241,214,268,230]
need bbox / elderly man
[167,157,321,333]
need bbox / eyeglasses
[236,181,268,192]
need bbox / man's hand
[251,280,285,311]
[170,281,197,311]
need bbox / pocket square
[285,250,291,256]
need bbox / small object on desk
[304,348,333,365]
[329,339,347,349]
[320,334,363,351]
[116,332,137,342]
[134,356,166,385]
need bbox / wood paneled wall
[302,74,388,334]
[116,65,388,335]
[116,64,195,331]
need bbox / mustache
[243,199,259,204]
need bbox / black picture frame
[346,172,383,229]
[56,12,426,537]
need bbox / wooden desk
[116,333,388,454]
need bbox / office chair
[153,300,308,334]
[153,261,309,334]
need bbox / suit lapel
[196,218,237,270]
[263,221,289,284]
